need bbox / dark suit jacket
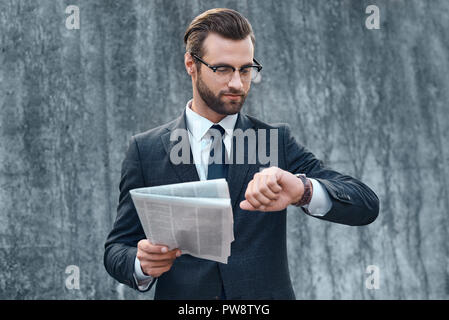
[104,109,379,299]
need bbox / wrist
[135,256,152,280]
[292,173,313,207]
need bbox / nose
[227,70,243,91]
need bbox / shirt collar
[185,99,238,142]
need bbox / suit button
[214,296,219,300]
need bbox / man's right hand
[136,239,182,278]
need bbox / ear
[184,52,196,75]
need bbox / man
[104,8,379,300]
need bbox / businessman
[104,8,379,300]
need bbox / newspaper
[130,178,234,264]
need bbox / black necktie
[206,124,228,299]
[207,124,228,180]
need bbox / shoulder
[243,113,291,135]
[126,116,180,161]
[135,119,176,140]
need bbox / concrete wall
[0,0,448,299]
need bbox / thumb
[240,200,256,211]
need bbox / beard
[196,73,247,115]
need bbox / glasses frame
[190,53,262,81]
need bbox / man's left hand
[239,166,305,212]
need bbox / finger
[266,173,282,193]
[144,258,176,268]
[245,180,263,208]
[251,175,272,206]
[143,264,172,278]
[142,249,180,261]
[137,240,170,254]
[258,174,280,200]
[148,250,180,261]
[139,240,179,255]
[240,199,257,211]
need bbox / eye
[215,66,232,73]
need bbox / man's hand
[239,166,306,212]
[136,240,181,278]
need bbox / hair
[184,8,256,64]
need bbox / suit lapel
[161,109,200,183]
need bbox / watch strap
[292,173,313,207]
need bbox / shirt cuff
[133,256,153,291]
[302,178,332,216]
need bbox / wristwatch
[292,173,313,207]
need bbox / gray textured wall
[0,0,448,299]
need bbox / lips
[223,94,242,100]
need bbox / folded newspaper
[130,179,234,264]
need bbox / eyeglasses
[191,53,262,83]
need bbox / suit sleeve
[104,136,156,292]
[283,124,379,226]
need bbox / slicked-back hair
[184,8,256,67]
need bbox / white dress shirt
[133,99,333,289]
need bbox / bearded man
[104,8,379,300]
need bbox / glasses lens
[249,66,260,81]
[216,66,233,75]
[214,66,261,82]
